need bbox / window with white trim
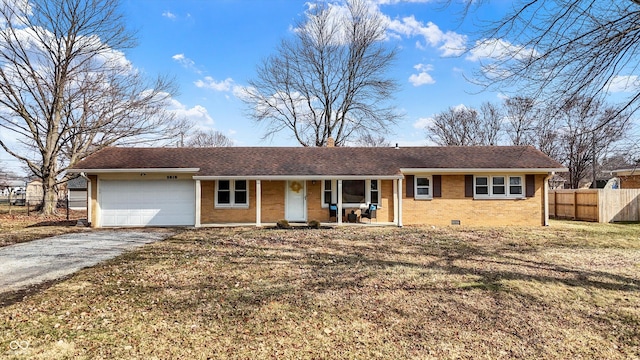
[475,175,524,198]
[415,176,432,199]
[321,179,381,207]
[509,176,523,195]
[323,180,332,205]
[370,180,379,204]
[216,180,249,208]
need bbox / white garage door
[100,180,195,227]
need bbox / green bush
[276,219,291,229]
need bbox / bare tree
[427,104,501,146]
[354,133,390,147]
[502,97,538,146]
[0,0,177,214]
[243,0,401,147]
[468,0,640,120]
[186,130,233,147]
[555,97,631,188]
[478,101,503,145]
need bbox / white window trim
[414,175,433,200]
[474,175,525,199]
[215,180,250,208]
[322,180,334,207]
[321,179,382,208]
[369,179,380,206]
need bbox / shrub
[307,219,320,229]
[276,219,291,229]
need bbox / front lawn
[1,221,639,359]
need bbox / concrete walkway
[0,230,174,293]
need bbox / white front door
[285,180,306,222]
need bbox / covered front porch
[192,176,405,227]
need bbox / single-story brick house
[69,146,566,228]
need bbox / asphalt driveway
[0,230,174,294]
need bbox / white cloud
[387,16,466,57]
[451,103,468,112]
[0,0,32,29]
[162,11,176,20]
[167,98,215,126]
[413,117,432,129]
[194,76,235,92]
[297,1,387,45]
[466,38,537,62]
[606,75,640,93]
[409,63,435,86]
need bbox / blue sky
[119,0,511,147]
[1,0,637,175]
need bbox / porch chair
[361,203,377,223]
[329,204,338,222]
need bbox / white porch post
[337,179,343,225]
[398,178,403,227]
[544,174,550,226]
[256,180,262,227]
[86,178,92,225]
[195,180,201,227]
[393,179,398,226]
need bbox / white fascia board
[400,168,568,174]
[611,168,639,176]
[69,168,200,174]
[193,174,403,181]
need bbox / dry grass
[1,221,639,359]
[0,205,87,247]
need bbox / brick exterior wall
[402,174,546,226]
[89,174,547,227]
[619,175,640,189]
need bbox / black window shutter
[433,175,442,198]
[406,175,414,198]
[526,174,536,197]
[465,175,474,197]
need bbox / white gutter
[611,168,638,176]
[400,168,568,174]
[192,175,403,181]
[69,168,200,174]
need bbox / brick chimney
[327,137,335,147]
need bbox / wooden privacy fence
[549,189,640,223]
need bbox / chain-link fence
[0,193,87,219]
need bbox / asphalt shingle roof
[71,146,565,177]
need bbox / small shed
[26,179,43,206]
